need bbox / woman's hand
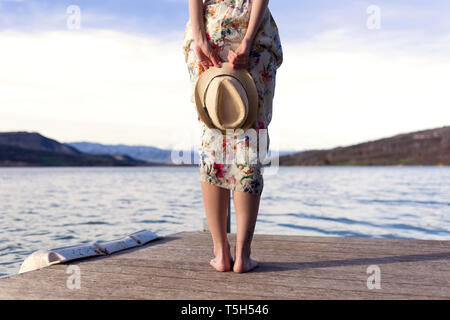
[194,39,222,71]
[227,38,253,69]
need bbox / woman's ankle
[213,241,231,257]
[234,244,251,260]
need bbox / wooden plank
[182,231,448,247]
[35,261,449,298]
[0,267,443,300]
[3,256,446,292]
[60,256,448,287]
[0,232,448,300]
[0,275,272,300]
[98,244,450,273]
[173,232,450,252]
[107,243,450,263]
[141,241,450,258]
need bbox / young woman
[183,0,283,273]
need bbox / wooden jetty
[0,232,449,299]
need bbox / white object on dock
[129,229,159,245]
[48,244,104,262]
[18,229,159,274]
[19,244,103,274]
[95,236,139,255]
[18,250,63,274]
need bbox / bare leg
[232,190,260,273]
[201,182,232,271]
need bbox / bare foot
[233,256,259,273]
[209,244,233,272]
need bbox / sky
[0,0,449,151]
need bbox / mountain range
[1,126,449,166]
[67,141,298,164]
[279,126,450,166]
[67,142,175,164]
[0,132,151,166]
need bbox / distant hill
[279,126,450,166]
[0,132,152,167]
[5,127,448,167]
[67,142,173,164]
[0,131,81,155]
[67,142,299,164]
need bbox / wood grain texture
[0,232,448,300]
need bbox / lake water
[1,166,449,277]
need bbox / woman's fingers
[199,58,208,71]
[197,39,252,70]
[228,50,248,69]
[196,43,221,70]
[227,51,235,64]
[228,48,249,69]
[230,39,251,69]
[209,48,222,68]
[235,52,248,63]
[199,55,214,71]
[210,54,221,68]
[200,60,211,71]
[195,45,209,71]
[229,49,237,58]
[228,50,243,68]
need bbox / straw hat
[195,62,258,133]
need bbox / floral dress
[182,0,283,195]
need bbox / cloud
[0,24,449,150]
[271,28,450,150]
[0,0,190,36]
[0,29,198,148]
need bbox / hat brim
[194,63,258,134]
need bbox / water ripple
[1,166,449,278]
[358,199,450,206]
[276,223,371,238]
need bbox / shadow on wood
[253,252,450,273]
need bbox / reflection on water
[0,166,449,277]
